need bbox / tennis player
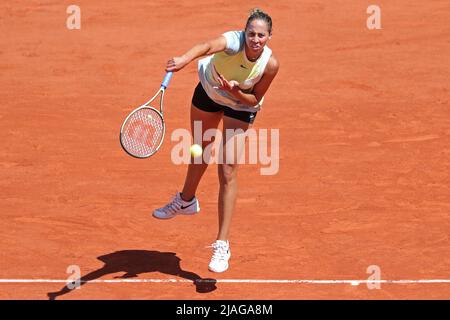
[153,8,279,273]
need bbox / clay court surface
[1,0,450,299]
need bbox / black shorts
[192,82,257,124]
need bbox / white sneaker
[152,192,200,219]
[208,240,231,273]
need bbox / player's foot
[208,240,231,273]
[153,192,200,219]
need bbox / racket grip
[161,72,173,89]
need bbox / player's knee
[219,163,238,185]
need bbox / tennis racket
[120,72,173,158]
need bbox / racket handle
[161,72,173,89]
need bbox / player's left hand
[215,74,239,92]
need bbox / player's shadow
[47,250,217,300]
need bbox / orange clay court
[1,0,450,299]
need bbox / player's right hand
[166,56,189,72]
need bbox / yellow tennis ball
[190,144,203,158]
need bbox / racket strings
[121,108,164,157]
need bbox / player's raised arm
[165,36,227,72]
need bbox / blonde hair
[246,8,272,34]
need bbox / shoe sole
[152,213,175,220]
[152,209,200,220]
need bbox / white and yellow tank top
[198,31,272,112]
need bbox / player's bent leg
[153,104,222,220]
[181,104,222,201]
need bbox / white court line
[1,279,450,284]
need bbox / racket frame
[120,72,173,158]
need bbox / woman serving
[153,8,279,273]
